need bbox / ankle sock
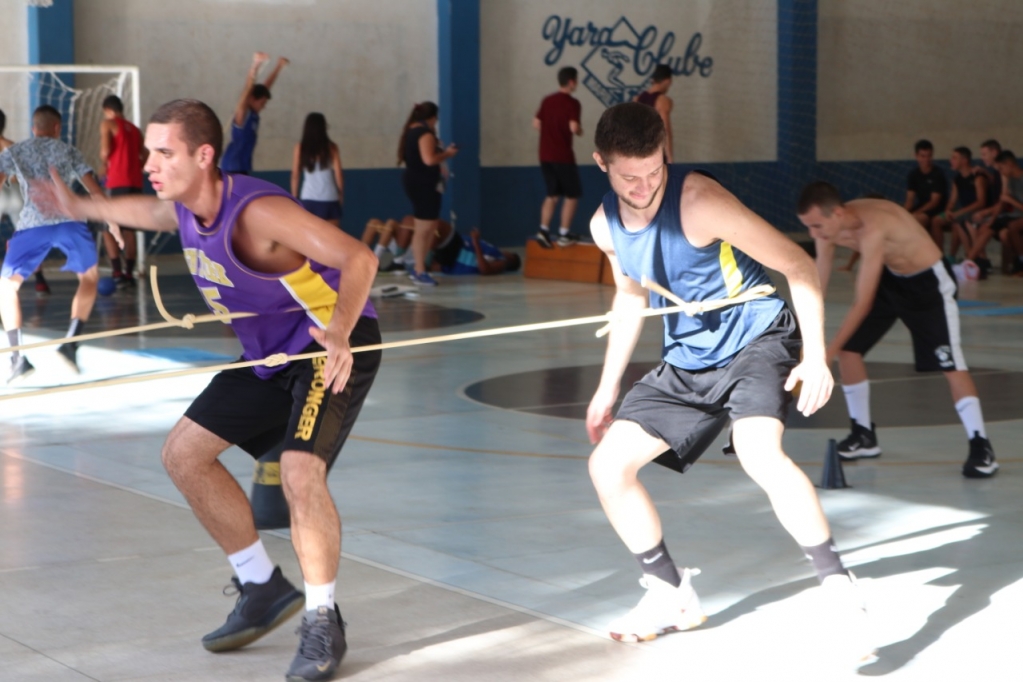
[802,538,848,583]
[227,539,275,585]
[633,539,681,587]
[67,318,84,337]
[842,380,871,429]
[559,226,570,236]
[304,581,336,611]
[955,396,987,439]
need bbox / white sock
[227,539,275,585]
[539,224,549,232]
[305,581,336,611]
[373,244,386,258]
[559,226,570,235]
[842,380,871,429]
[387,241,400,255]
[955,396,987,439]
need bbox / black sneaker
[535,230,553,248]
[379,260,407,273]
[556,232,581,247]
[115,274,136,290]
[201,566,304,653]
[836,420,881,460]
[285,604,347,682]
[975,257,992,280]
[963,433,999,479]
[6,355,35,385]
[56,343,80,374]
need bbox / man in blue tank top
[221,52,289,174]
[586,103,872,665]
[45,99,376,682]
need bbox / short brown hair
[594,102,665,162]
[149,99,223,165]
[797,181,844,215]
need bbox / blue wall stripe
[437,0,481,231]
[27,0,76,138]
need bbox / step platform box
[524,239,615,285]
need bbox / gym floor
[1,254,1020,681]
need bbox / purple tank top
[636,91,661,107]
[175,173,376,378]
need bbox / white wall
[0,0,30,142]
[74,0,438,170]
[480,0,778,167]
[818,0,1023,161]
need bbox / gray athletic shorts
[615,307,801,474]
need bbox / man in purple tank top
[46,99,378,682]
[632,64,675,164]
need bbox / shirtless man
[797,181,998,478]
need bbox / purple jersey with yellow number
[174,173,376,378]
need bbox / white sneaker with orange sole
[608,567,707,642]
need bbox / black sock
[65,318,84,350]
[34,270,46,283]
[125,258,135,277]
[801,538,848,583]
[633,539,681,587]
[6,328,21,363]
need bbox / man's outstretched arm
[42,169,179,232]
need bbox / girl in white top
[291,112,343,226]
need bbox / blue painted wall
[27,0,76,143]
[437,0,482,232]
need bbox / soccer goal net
[0,65,140,176]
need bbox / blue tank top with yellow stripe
[604,167,784,370]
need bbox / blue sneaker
[409,271,438,287]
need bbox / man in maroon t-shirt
[533,67,583,247]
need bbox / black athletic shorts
[403,176,442,221]
[992,212,1023,238]
[432,228,463,269]
[615,307,801,474]
[540,162,582,199]
[843,261,966,372]
[185,315,381,466]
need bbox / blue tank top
[221,110,260,173]
[604,167,784,370]
[174,173,375,378]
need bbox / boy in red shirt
[99,95,146,287]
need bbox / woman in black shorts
[398,101,457,286]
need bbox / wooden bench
[523,239,615,285]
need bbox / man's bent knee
[280,450,328,502]
[588,422,666,489]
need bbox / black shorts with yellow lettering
[184,315,381,468]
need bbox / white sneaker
[608,567,707,642]
[820,572,877,667]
